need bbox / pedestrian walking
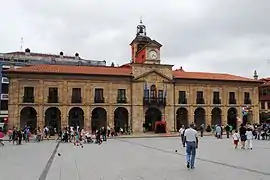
[246,128,253,150]
[232,130,240,149]
[179,125,185,147]
[183,123,198,169]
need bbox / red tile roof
[173,70,258,82]
[5,64,132,76]
[4,64,260,82]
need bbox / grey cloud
[1,0,270,77]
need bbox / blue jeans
[186,141,196,168]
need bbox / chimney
[253,70,258,80]
[25,48,30,55]
[75,53,79,59]
[60,51,64,58]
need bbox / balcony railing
[213,99,221,104]
[47,96,59,103]
[71,96,82,103]
[244,99,252,104]
[143,96,166,106]
[94,97,104,103]
[196,99,205,104]
[117,97,127,103]
[178,98,187,104]
[229,99,237,104]
[23,96,34,103]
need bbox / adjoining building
[0,49,106,123]
[259,77,270,123]
[4,21,261,133]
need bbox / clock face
[149,50,158,59]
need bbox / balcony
[117,97,127,103]
[196,99,205,104]
[213,99,221,105]
[143,96,166,106]
[94,97,104,103]
[71,96,82,103]
[23,96,34,103]
[0,94,8,100]
[178,98,187,104]
[259,95,270,101]
[244,99,252,105]
[47,96,59,103]
[229,99,237,104]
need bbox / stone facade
[7,63,260,133]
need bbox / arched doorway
[20,107,37,131]
[211,108,222,125]
[68,107,84,128]
[91,107,107,132]
[176,108,188,130]
[194,108,205,128]
[114,107,129,133]
[227,108,237,129]
[45,107,61,132]
[144,107,162,131]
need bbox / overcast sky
[1,0,270,78]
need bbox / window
[144,89,149,97]
[1,84,8,94]
[178,91,187,104]
[261,101,265,110]
[150,85,156,98]
[196,91,204,104]
[229,92,236,104]
[117,89,127,103]
[48,87,58,103]
[213,91,221,104]
[0,100,8,110]
[23,87,34,103]
[244,92,251,104]
[71,88,81,103]
[94,88,104,103]
[158,90,163,98]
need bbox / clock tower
[130,20,162,64]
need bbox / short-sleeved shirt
[184,128,198,142]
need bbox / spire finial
[140,16,143,24]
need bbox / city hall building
[5,22,261,133]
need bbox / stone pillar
[252,106,260,124]
[108,106,114,128]
[83,106,91,130]
[165,105,174,132]
[221,107,227,125]
[206,106,211,126]
[188,106,194,124]
[132,106,144,133]
[62,106,68,128]
[37,105,44,128]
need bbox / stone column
[83,106,91,130]
[108,106,114,128]
[37,105,44,128]
[62,106,68,128]
[165,105,174,132]
[188,106,194,124]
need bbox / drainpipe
[130,73,133,133]
[173,80,176,132]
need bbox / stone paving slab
[1,136,270,180]
[0,141,57,180]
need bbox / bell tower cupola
[130,19,162,64]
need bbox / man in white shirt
[179,125,186,147]
[184,123,198,169]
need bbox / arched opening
[45,107,61,133]
[68,107,84,129]
[144,107,162,131]
[20,107,37,131]
[114,107,129,133]
[227,108,237,129]
[91,107,107,132]
[211,108,222,125]
[176,108,188,130]
[194,108,205,128]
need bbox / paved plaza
[1,136,270,180]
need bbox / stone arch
[144,107,162,131]
[91,107,107,132]
[20,107,37,131]
[194,108,206,127]
[211,108,222,125]
[45,107,61,132]
[68,107,84,128]
[227,107,237,129]
[114,107,129,133]
[176,108,188,130]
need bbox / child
[245,128,253,150]
[232,130,240,149]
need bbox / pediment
[133,69,173,82]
